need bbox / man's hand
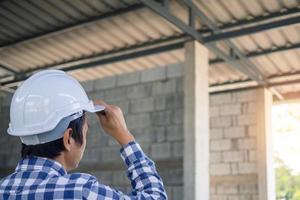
[93,100,135,146]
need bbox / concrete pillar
[184,41,209,200]
[256,88,275,200]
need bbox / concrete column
[184,41,209,200]
[256,88,275,200]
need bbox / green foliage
[276,159,300,200]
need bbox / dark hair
[21,112,86,159]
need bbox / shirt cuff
[120,141,145,168]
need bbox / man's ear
[63,128,73,151]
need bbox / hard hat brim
[86,104,105,113]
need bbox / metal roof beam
[143,0,284,99]
[140,0,265,85]
[4,76,300,98]
[204,15,300,43]
[0,85,15,93]
[211,42,300,64]
[0,35,187,86]
[274,92,300,103]
[218,7,300,30]
[184,0,271,80]
[0,36,298,86]
[182,0,285,99]
[0,63,18,75]
[210,72,300,95]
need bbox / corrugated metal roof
[0,5,182,71]
[0,0,140,46]
[195,0,299,24]
[0,0,299,95]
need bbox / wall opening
[272,102,300,200]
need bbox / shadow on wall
[0,92,21,177]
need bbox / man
[0,70,167,199]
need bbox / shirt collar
[15,156,67,176]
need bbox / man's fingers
[94,99,117,118]
[93,99,109,115]
[94,99,107,107]
[99,112,107,122]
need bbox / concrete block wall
[0,92,21,177]
[79,65,184,199]
[0,63,261,200]
[0,64,184,199]
[210,90,259,200]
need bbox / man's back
[1,157,90,199]
[0,142,167,199]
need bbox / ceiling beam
[0,63,18,75]
[0,25,298,82]
[210,74,300,95]
[141,0,266,85]
[273,92,300,103]
[0,85,14,93]
[2,35,297,81]
[218,7,300,30]
[185,0,268,79]
[204,15,300,43]
[0,35,187,85]
[152,0,287,99]
[0,36,298,86]
[211,42,300,64]
[183,0,288,100]
[4,70,300,98]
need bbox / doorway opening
[273,102,300,200]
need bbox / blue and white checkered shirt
[0,141,167,199]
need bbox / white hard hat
[7,69,105,144]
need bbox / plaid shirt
[0,141,167,199]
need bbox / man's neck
[54,155,70,171]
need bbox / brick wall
[0,64,260,199]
